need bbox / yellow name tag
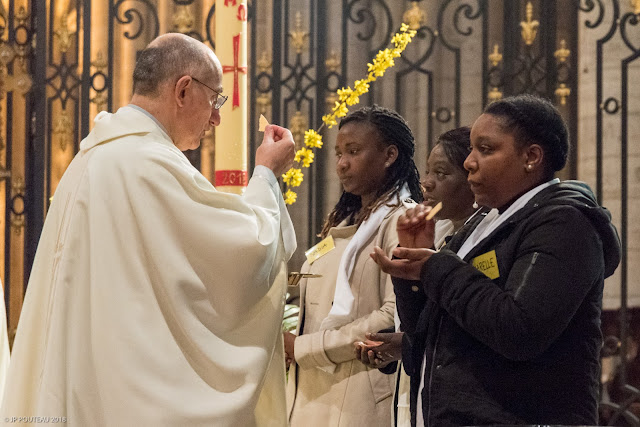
[305,235,335,265]
[472,250,500,280]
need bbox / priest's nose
[210,108,221,127]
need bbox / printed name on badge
[305,235,336,265]
[472,249,500,280]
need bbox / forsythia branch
[282,23,417,204]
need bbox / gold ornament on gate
[403,2,426,31]
[173,6,194,33]
[488,87,503,102]
[289,12,309,55]
[555,83,570,106]
[554,40,570,63]
[489,45,503,67]
[520,2,539,46]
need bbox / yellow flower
[322,114,338,128]
[304,129,323,148]
[284,190,297,205]
[285,23,417,205]
[345,93,360,106]
[391,32,414,50]
[295,147,315,168]
[333,101,349,118]
[282,168,304,187]
[353,79,370,95]
[337,87,354,103]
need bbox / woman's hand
[354,332,404,369]
[371,246,435,280]
[283,331,296,368]
[397,204,436,249]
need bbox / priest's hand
[283,331,296,368]
[397,204,436,249]
[370,245,435,281]
[256,125,295,176]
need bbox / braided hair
[320,105,423,237]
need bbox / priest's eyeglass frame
[191,76,228,110]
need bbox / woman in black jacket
[372,94,621,426]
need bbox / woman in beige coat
[284,105,423,427]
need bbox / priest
[1,33,296,426]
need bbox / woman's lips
[423,197,438,206]
[468,180,481,190]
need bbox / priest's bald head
[130,33,224,151]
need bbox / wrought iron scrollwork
[113,0,159,40]
[346,0,393,52]
[620,9,640,52]
[579,0,606,28]
[451,1,483,37]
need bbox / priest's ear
[174,76,192,107]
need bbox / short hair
[435,126,471,174]
[132,35,212,97]
[321,105,423,237]
[484,94,569,174]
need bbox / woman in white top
[284,105,423,427]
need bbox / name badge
[472,249,500,280]
[305,235,335,265]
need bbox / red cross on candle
[222,34,247,109]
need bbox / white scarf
[320,185,411,331]
[457,178,559,259]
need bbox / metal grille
[0,0,635,422]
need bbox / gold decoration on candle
[54,13,74,53]
[257,52,272,73]
[289,12,309,55]
[554,40,570,63]
[520,2,539,46]
[53,109,74,151]
[173,6,194,33]
[489,44,503,67]
[289,111,308,150]
[633,0,640,15]
[403,1,426,30]
[325,50,341,73]
[488,87,503,102]
[10,176,25,234]
[555,83,570,106]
